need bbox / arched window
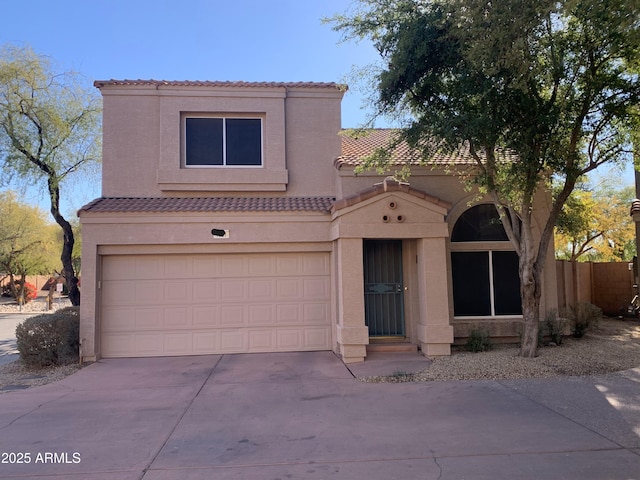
[451,204,522,317]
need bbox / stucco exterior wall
[99,83,343,198]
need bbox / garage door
[100,252,331,357]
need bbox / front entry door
[363,239,405,337]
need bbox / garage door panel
[248,329,275,350]
[221,280,247,301]
[164,257,192,278]
[134,257,165,279]
[134,333,165,355]
[220,256,247,276]
[193,331,220,353]
[102,281,136,304]
[220,330,248,352]
[304,254,330,275]
[277,329,302,350]
[164,307,191,328]
[165,281,191,303]
[193,257,220,277]
[249,255,275,275]
[163,333,192,354]
[304,303,329,324]
[102,256,135,280]
[303,278,330,300]
[193,306,219,327]
[248,304,275,326]
[276,255,300,275]
[102,308,135,332]
[192,280,219,303]
[101,253,331,357]
[305,328,331,349]
[248,279,273,299]
[135,283,164,304]
[220,305,246,327]
[276,279,300,299]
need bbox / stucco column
[416,237,454,356]
[335,238,368,363]
[79,232,98,362]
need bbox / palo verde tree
[329,0,640,356]
[0,45,101,306]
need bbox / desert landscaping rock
[361,318,640,382]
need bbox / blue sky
[0,0,635,215]
[0,0,385,214]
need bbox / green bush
[561,302,602,338]
[466,328,492,352]
[15,307,80,367]
[539,309,569,345]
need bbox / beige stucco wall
[79,211,333,360]
[99,83,343,197]
[336,166,559,345]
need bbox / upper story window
[185,116,262,167]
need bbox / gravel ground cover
[362,317,640,383]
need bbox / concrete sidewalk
[0,313,32,365]
[0,352,639,479]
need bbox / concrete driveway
[0,352,639,479]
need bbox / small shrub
[21,282,38,303]
[561,302,602,338]
[3,281,37,303]
[15,308,80,367]
[466,328,492,352]
[539,309,568,345]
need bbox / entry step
[367,342,418,353]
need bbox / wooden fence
[556,260,636,316]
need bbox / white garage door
[100,252,331,357]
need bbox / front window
[185,117,262,167]
[451,204,522,317]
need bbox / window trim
[449,201,522,319]
[451,249,523,319]
[182,114,264,168]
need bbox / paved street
[0,313,29,365]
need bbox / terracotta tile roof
[79,197,336,214]
[331,177,451,212]
[94,79,345,90]
[336,129,517,168]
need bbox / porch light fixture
[211,228,229,238]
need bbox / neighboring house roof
[94,79,345,90]
[78,197,336,214]
[336,129,517,169]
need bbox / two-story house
[78,80,558,364]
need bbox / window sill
[157,168,288,192]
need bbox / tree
[0,45,101,306]
[0,191,59,303]
[555,184,636,262]
[329,0,640,356]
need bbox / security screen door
[363,239,405,337]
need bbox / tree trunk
[47,179,80,306]
[519,257,542,358]
[520,281,541,357]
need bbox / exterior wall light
[211,228,229,238]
